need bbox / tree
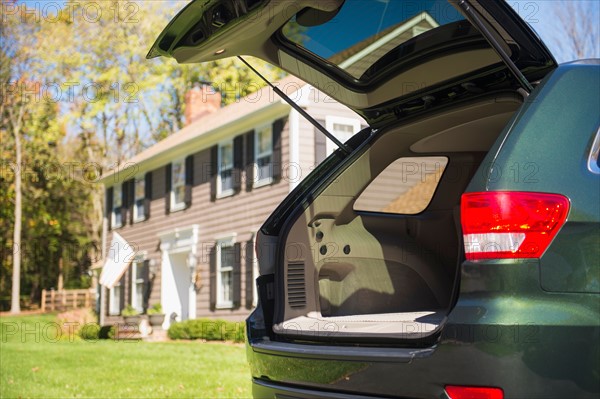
[33,0,284,165]
[551,1,599,62]
[1,10,38,313]
[1,5,97,310]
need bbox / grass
[0,314,251,398]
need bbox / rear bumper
[248,323,599,399]
[247,294,599,398]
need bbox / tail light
[445,385,503,399]
[461,192,569,260]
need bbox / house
[96,11,439,329]
[97,76,366,328]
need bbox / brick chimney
[184,85,222,126]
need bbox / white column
[160,250,172,330]
[288,108,300,191]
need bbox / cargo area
[274,93,523,340]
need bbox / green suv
[149,0,600,397]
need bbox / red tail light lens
[461,192,569,260]
[445,385,504,399]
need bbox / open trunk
[273,92,523,341]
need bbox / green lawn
[0,314,252,398]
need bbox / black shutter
[128,265,133,306]
[272,118,284,182]
[245,239,255,309]
[184,155,193,208]
[127,179,135,224]
[233,242,242,309]
[118,275,125,313]
[233,136,243,193]
[142,260,150,312]
[209,245,217,311]
[144,172,152,220]
[245,130,255,191]
[210,145,218,202]
[121,182,128,226]
[314,119,327,165]
[106,187,113,231]
[165,163,172,214]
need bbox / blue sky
[519,0,599,62]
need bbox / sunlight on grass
[0,314,251,398]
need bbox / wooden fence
[41,289,95,312]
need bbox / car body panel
[467,62,600,293]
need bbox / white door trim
[158,225,200,329]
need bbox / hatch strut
[238,56,352,154]
[457,0,533,94]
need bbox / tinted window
[282,0,464,79]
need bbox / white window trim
[111,184,123,229]
[253,123,273,188]
[217,139,235,198]
[132,176,146,223]
[131,261,144,312]
[108,281,121,316]
[170,158,186,212]
[216,236,235,309]
[325,115,360,156]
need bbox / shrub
[167,319,245,342]
[167,322,190,340]
[79,323,100,340]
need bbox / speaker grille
[287,262,306,308]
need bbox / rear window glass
[354,156,447,214]
[281,0,465,79]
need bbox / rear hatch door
[148,0,556,128]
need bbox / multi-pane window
[171,159,186,211]
[112,184,123,228]
[133,178,145,222]
[325,116,360,156]
[109,281,121,316]
[131,262,144,312]
[255,125,273,186]
[218,140,234,196]
[217,240,234,308]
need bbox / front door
[162,251,190,327]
